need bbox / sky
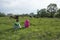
[0,0,60,14]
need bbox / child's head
[15,15,19,19]
[15,15,19,22]
[16,19,19,22]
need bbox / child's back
[24,19,30,28]
[14,15,21,29]
[14,22,21,29]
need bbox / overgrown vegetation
[0,17,60,40]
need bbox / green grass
[0,17,60,40]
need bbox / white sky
[0,0,60,14]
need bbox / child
[14,15,21,29]
[24,19,30,28]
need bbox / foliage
[47,3,58,18]
[55,9,60,18]
[29,12,34,18]
[0,12,6,17]
[36,3,59,18]
[37,9,49,17]
[0,17,60,40]
[39,9,48,17]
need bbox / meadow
[0,17,60,40]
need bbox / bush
[55,13,60,18]
[0,12,6,17]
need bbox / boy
[14,15,21,29]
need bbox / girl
[24,19,30,28]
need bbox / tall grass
[0,17,60,40]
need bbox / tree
[37,9,48,17]
[7,13,13,16]
[47,3,58,18]
[0,12,5,17]
[40,9,48,17]
[57,9,60,14]
[55,9,60,18]
[29,12,34,18]
[37,9,40,17]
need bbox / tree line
[0,3,60,18]
[37,3,60,18]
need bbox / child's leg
[14,25,17,30]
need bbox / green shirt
[14,22,20,26]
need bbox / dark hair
[15,15,19,22]
[15,15,19,19]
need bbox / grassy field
[0,17,60,40]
